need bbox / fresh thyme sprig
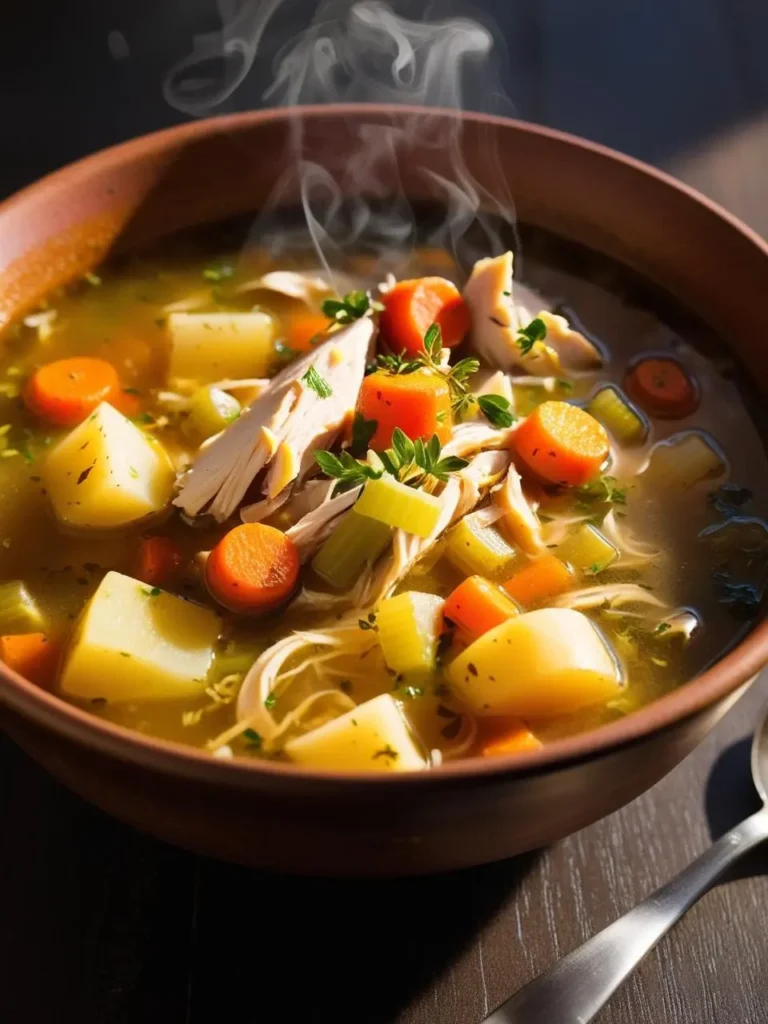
[516,316,548,356]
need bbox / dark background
[2,2,768,1022]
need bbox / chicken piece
[536,311,602,371]
[494,462,545,555]
[285,485,362,560]
[463,252,601,374]
[454,449,510,519]
[442,420,514,460]
[174,317,375,521]
[234,270,333,304]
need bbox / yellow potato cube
[284,693,426,772]
[60,571,221,702]
[167,311,277,382]
[43,402,175,529]
[449,607,621,717]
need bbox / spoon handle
[485,808,768,1024]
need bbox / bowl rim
[1,103,766,790]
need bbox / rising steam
[163,0,517,278]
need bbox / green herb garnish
[348,412,378,457]
[243,728,262,749]
[264,693,277,711]
[378,429,469,488]
[654,622,671,635]
[202,260,235,283]
[358,613,378,632]
[516,317,547,356]
[321,290,381,324]
[302,366,333,399]
[314,449,382,495]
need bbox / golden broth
[1,224,765,765]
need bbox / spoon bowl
[750,701,768,803]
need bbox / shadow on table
[705,734,767,882]
[189,848,539,1024]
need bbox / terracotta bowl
[1,106,766,876]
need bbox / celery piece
[588,385,648,446]
[187,386,241,440]
[445,512,517,579]
[354,475,442,538]
[556,524,618,573]
[312,509,393,589]
[0,580,45,634]
[644,431,726,489]
[377,591,444,675]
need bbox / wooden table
[2,2,768,1021]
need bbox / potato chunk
[449,607,621,717]
[167,311,277,382]
[43,402,174,529]
[284,693,426,772]
[60,571,221,702]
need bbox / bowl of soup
[0,107,766,874]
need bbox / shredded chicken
[234,270,332,304]
[174,316,375,521]
[442,420,514,459]
[494,461,545,554]
[285,485,362,559]
[463,252,601,374]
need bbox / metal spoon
[484,701,768,1024]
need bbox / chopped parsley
[141,586,162,598]
[302,366,333,399]
[243,728,262,749]
[654,622,671,635]
[264,693,277,711]
[358,612,378,632]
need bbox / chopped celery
[556,524,618,573]
[377,591,444,675]
[0,580,44,634]
[187,386,241,440]
[446,512,517,579]
[588,386,648,446]
[312,509,393,589]
[354,475,442,538]
[644,431,727,489]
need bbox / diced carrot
[480,718,543,758]
[503,554,573,607]
[136,536,185,587]
[380,277,470,356]
[205,523,300,614]
[513,401,609,487]
[443,575,519,639]
[358,369,452,450]
[0,632,61,688]
[284,312,331,352]
[624,357,698,419]
[24,357,121,426]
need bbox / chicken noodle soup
[1,226,765,771]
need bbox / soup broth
[1,220,765,770]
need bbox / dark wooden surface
[3,2,768,1022]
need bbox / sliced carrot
[503,554,573,607]
[284,312,331,352]
[480,718,543,758]
[380,277,470,356]
[24,357,121,426]
[513,401,609,487]
[624,357,698,419]
[443,575,519,639]
[358,369,452,450]
[0,632,61,688]
[205,523,300,614]
[136,536,185,587]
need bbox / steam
[164,0,517,279]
